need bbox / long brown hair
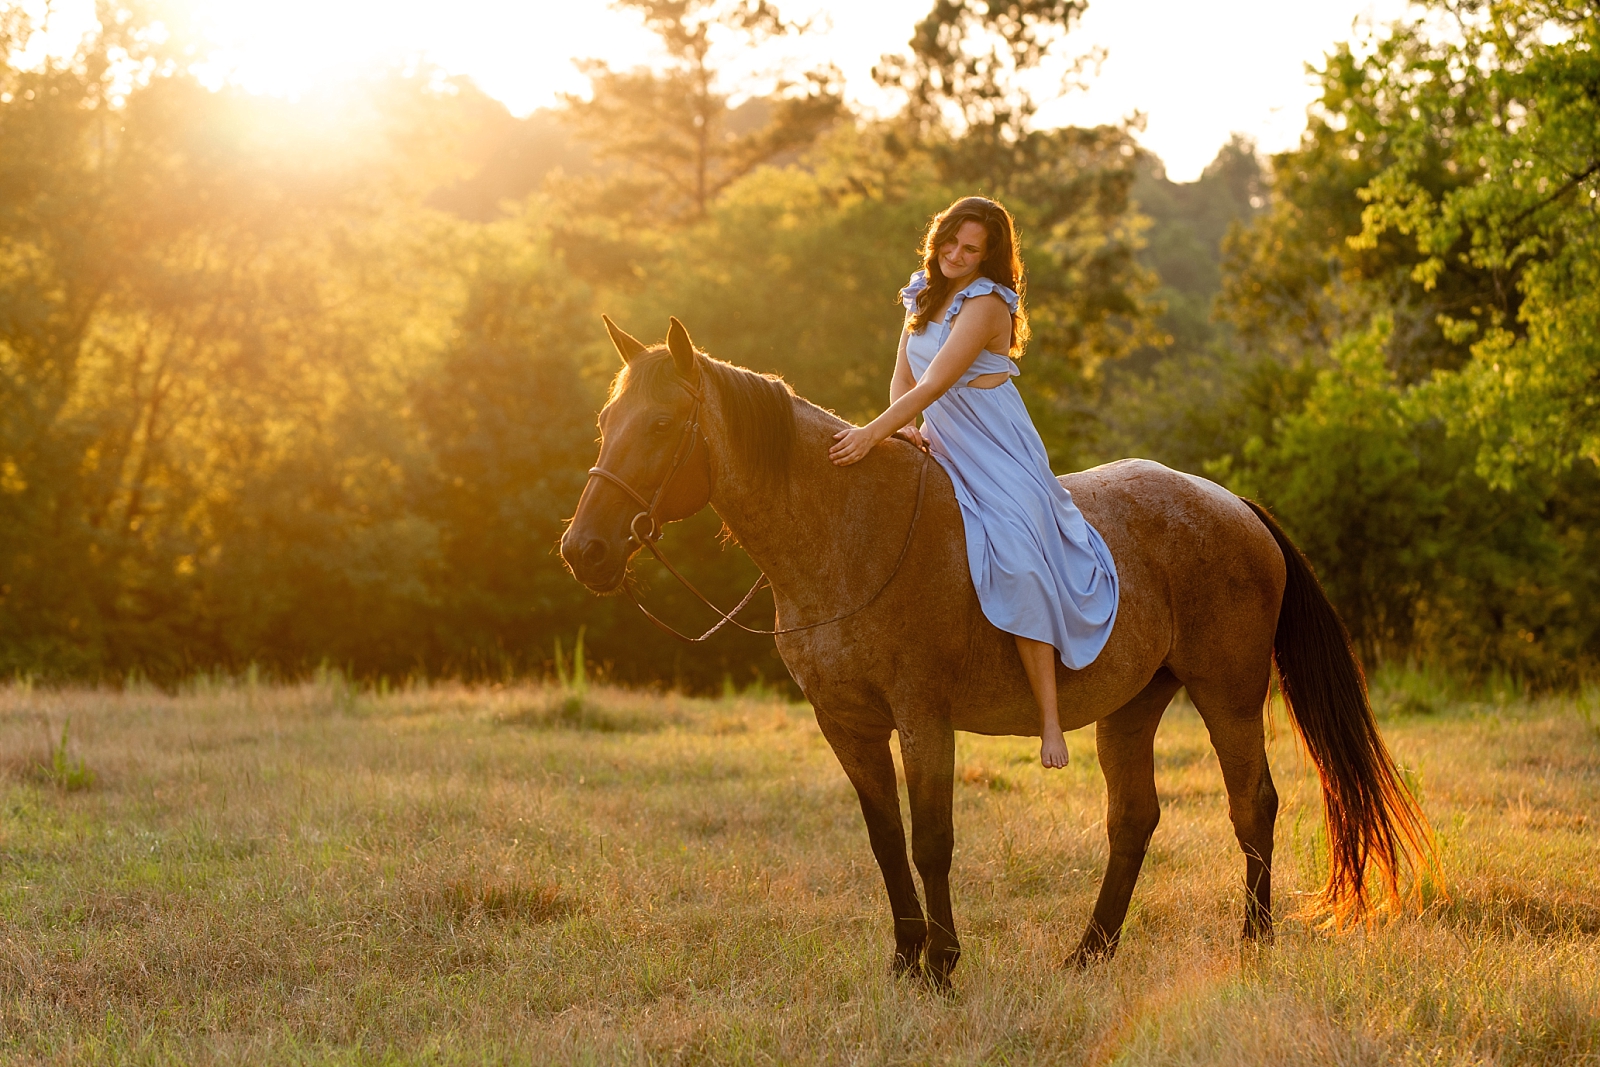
[908,196,1030,359]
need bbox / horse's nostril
[580,538,608,567]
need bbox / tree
[873,0,1095,149]
[559,0,843,222]
[1341,0,1600,488]
[0,5,472,678]
[408,218,608,675]
[1130,1,1600,680]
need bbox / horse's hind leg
[900,717,960,988]
[1187,671,1279,942]
[1069,669,1183,966]
[813,710,929,975]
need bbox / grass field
[3,670,1599,1065]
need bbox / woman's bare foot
[1015,634,1069,769]
[1040,725,1069,769]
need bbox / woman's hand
[829,423,888,466]
[895,425,927,450]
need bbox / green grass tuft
[499,688,676,732]
[41,717,95,791]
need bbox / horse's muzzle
[559,528,629,593]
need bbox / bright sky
[21,0,1416,181]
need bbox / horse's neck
[707,400,887,612]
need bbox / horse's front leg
[813,709,928,976]
[900,716,960,989]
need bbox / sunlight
[12,0,661,107]
[16,0,1419,180]
[184,0,656,107]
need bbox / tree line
[0,0,1593,689]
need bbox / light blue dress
[900,269,1119,670]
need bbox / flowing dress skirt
[899,269,1118,669]
[922,379,1119,669]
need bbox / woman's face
[937,219,989,281]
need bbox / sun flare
[185,0,655,109]
[20,0,1415,179]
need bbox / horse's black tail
[1242,498,1439,923]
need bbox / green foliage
[1108,0,1600,683]
[0,0,1589,689]
[1342,0,1600,486]
[1213,320,1435,656]
[1124,136,1263,365]
[1203,318,1587,677]
[870,0,1094,149]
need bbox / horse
[560,316,1434,988]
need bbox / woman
[829,196,1119,768]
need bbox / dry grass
[2,673,1598,1064]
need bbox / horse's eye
[652,417,673,434]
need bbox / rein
[583,381,931,644]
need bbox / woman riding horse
[829,197,1117,771]
[560,200,1435,988]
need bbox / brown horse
[560,317,1434,988]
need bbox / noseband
[582,378,930,644]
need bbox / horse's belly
[949,692,1040,737]
[948,673,1152,736]
[946,608,1159,737]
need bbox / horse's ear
[666,316,698,382]
[603,315,647,365]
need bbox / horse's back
[1064,459,1269,565]
[1065,459,1285,695]
[949,458,1282,734]
[934,454,1280,739]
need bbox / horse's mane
[613,348,796,484]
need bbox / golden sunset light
[5,0,1598,1059]
[25,0,1409,178]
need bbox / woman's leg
[1016,635,1068,768]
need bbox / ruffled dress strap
[899,269,929,314]
[945,276,1020,324]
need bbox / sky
[19,0,1417,182]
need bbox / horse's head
[560,316,713,592]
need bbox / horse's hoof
[892,955,923,980]
[1240,919,1276,944]
[1065,942,1116,969]
[926,953,958,982]
[892,937,926,979]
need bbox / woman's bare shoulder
[954,291,1013,324]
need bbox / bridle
[585,380,710,550]
[582,376,930,643]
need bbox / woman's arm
[889,325,915,406]
[887,325,924,445]
[830,294,1009,466]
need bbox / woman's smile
[938,219,989,282]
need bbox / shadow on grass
[422,874,578,926]
[498,692,679,733]
[1437,885,1600,938]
